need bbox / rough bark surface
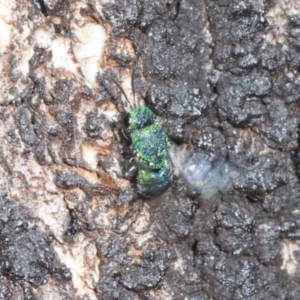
[0,0,300,299]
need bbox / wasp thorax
[128,106,157,131]
[127,105,172,197]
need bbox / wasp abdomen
[137,167,172,197]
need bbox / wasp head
[128,106,157,131]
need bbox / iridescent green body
[128,106,172,197]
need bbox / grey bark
[0,0,299,299]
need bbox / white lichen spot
[82,144,102,171]
[173,248,185,275]
[52,37,77,74]
[265,0,300,47]
[72,23,107,85]
[132,205,150,233]
[36,193,69,242]
[35,27,54,49]
[0,1,16,24]
[265,2,287,46]
[0,19,11,52]
[281,239,300,275]
[53,234,99,300]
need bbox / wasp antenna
[131,65,137,107]
[111,77,132,108]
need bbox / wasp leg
[126,157,139,178]
[119,157,138,180]
[119,124,130,141]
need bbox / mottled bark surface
[0,0,300,299]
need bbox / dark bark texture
[0,0,300,299]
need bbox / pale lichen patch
[281,239,300,275]
[130,231,154,249]
[0,19,12,53]
[132,204,150,234]
[82,143,103,171]
[34,27,54,49]
[51,37,78,75]
[53,234,99,300]
[265,2,287,46]
[0,1,16,24]
[71,23,107,85]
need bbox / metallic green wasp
[111,76,172,198]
